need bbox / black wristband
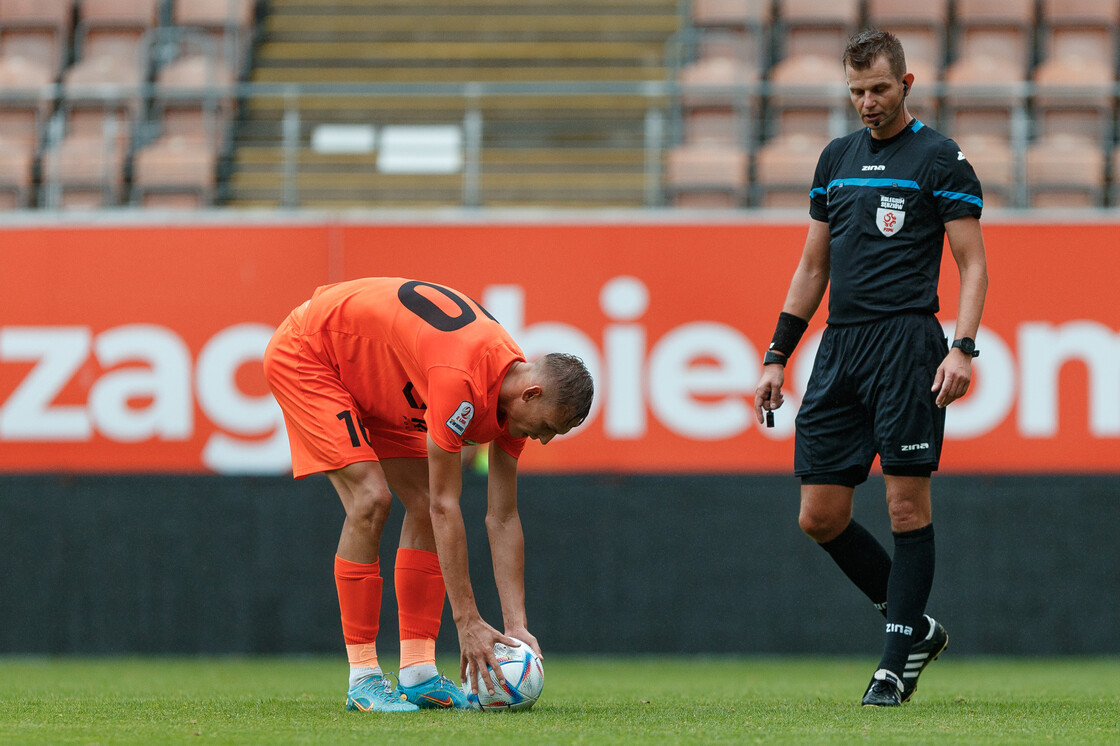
[768,312,809,357]
[763,350,787,366]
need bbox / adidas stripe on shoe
[901,614,949,703]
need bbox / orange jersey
[264,277,526,477]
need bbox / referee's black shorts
[794,313,948,488]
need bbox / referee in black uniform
[753,30,989,707]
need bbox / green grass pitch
[2,656,1117,744]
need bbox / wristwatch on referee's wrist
[951,337,979,357]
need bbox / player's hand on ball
[504,627,542,661]
[458,617,517,695]
[465,638,545,711]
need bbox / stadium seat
[689,0,770,73]
[73,0,159,64]
[153,52,238,152]
[776,0,860,60]
[952,0,1036,75]
[766,53,852,140]
[60,55,143,152]
[1031,55,1115,143]
[1039,0,1119,68]
[954,133,1016,208]
[58,1,158,157]
[882,27,945,75]
[0,0,72,79]
[0,32,63,84]
[77,0,160,27]
[0,0,72,30]
[752,132,827,208]
[941,54,1027,140]
[678,55,758,145]
[39,132,127,208]
[1025,133,1106,208]
[0,53,54,149]
[172,0,257,77]
[693,29,767,72]
[131,134,218,208]
[865,0,950,69]
[691,0,771,30]
[174,0,256,31]
[664,142,749,207]
[0,135,35,208]
[865,0,950,27]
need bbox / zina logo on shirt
[446,401,474,436]
[876,195,906,237]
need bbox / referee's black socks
[819,519,892,610]
[878,523,936,678]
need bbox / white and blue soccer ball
[464,638,544,711]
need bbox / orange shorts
[263,306,428,479]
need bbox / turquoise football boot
[345,674,419,713]
[396,674,472,709]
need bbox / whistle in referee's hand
[765,409,775,428]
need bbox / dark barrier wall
[1,474,1117,656]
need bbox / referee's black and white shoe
[862,668,904,707]
[901,615,949,703]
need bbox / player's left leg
[800,471,892,615]
[863,474,937,706]
[382,457,470,710]
[328,461,419,713]
[863,313,948,706]
[795,325,892,620]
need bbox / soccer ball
[464,638,544,711]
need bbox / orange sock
[395,548,446,669]
[335,555,382,669]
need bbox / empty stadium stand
[954,132,1018,207]
[751,132,827,207]
[664,140,749,207]
[0,0,254,209]
[229,0,678,208]
[1026,131,1107,208]
[1039,0,1120,67]
[670,0,1120,209]
[4,0,1120,209]
[0,0,72,80]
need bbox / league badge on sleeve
[446,401,474,436]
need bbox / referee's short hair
[843,29,907,81]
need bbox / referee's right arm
[781,218,831,322]
[753,219,830,423]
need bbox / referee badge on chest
[876,195,906,237]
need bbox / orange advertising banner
[1,218,1117,474]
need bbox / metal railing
[3,79,1119,210]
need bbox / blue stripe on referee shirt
[810,181,983,208]
[810,178,920,198]
[933,190,984,207]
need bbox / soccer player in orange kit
[263,277,594,712]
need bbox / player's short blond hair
[540,353,594,426]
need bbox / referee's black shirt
[809,119,984,325]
